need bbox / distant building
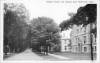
[70,23,96,53]
[61,39,71,52]
[60,31,71,52]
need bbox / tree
[59,4,97,60]
[4,3,30,53]
[30,17,60,51]
[60,4,96,30]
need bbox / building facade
[61,39,71,52]
[70,23,96,53]
[60,31,71,52]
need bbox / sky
[23,0,86,25]
[3,0,87,38]
[4,0,87,25]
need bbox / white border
[0,0,100,63]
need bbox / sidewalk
[49,52,96,60]
[48,53,71,60]
[34,51,61,61]
[35,51,72,61]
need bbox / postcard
[0,0,99,63]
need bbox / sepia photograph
[0,0,99,63]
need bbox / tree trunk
[90,23,93,60]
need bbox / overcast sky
[23,0,86,25]
[4,0,87,25]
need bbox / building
[61,39,71,52]
[70,4,97,54]
[60,31,71,52]
[70,23,96,53]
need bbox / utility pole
[90,23,93,60]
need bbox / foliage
[4,3,30,53]
[59,19,72,31]
[59,4,97,60]
[30,17,61,48]
[59,4,97,31]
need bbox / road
[4,49,44,61]
[4,49,73,61]
[4,49,92,61]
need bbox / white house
[60,30,71,52]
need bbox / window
[95,37,96,43]
[95,46,96,51]
[84,36,86,44]
[76,38,77,43]
[65,46,67,50]
[84,47,87,52]
[93,46,96,51]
